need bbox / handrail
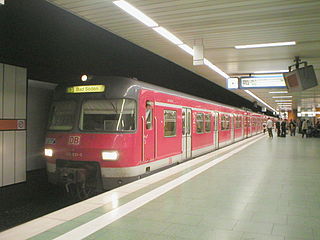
[141,116,145,162]
[154,117,157,159]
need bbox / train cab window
[205,114,211,133]
[196,113,204,133]
[164,110,177,137]
[80,99,136,132]
[48,101,76,131]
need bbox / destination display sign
[240,75,286,88]
[66,85,105,93]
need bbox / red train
[44,76,267,196]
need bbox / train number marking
[68,136,81,145]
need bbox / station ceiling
[47,0,320,112]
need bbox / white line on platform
[53,135,264,240]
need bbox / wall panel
[0,132,2,187]
[3,131,15,186]
[15,67,27,118]
[15,131,27,183]
[0,64,27,187]
[27,80,55,170]
[3,64,15,119]
[0,63,3,119]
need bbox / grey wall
[0,63,27,187]
[27,80,55,171]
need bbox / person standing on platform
[262,121,267,134]
[281,119,287,137]
[266,118,273,138]
[306,120,313,138]
[301,119,308,138]
[289,120,296,136]
[275,119,281,137]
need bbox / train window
[164,110,176,137]
[221,114,230,130]
[196,113,204,133]
[187,111,191,135]
[182,110,186,135]
[205,114,211,132]
[48,101,76,130]
[146,108,152,130]
[236,115,242,128]
[80,99,136,132]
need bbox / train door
[214,112,219,149]
[182,108,192,161]
[241,115,244,138]
[244,115,249,138]
[231,114,235,142]
[143,99,155,162]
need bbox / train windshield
[80,99,136,132]
[48,101,76,131]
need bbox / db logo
[68,136,81,145]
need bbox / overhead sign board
[240,75,286,89]
[67,85,105,93]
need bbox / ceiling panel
[47,0,320,112]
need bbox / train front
[44,77,141,195]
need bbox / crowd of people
[264,118,320,138]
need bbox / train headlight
[45,148,53,157]
[102,151,119,161]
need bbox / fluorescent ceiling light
[0,0,4,5]
[153,27,183,45]
[244,90,276,112]
[254,70,289,74]
[113,0,158,27]
[272,96,292,98]
[301,111,320,114]
[178,44,194,56]
[269,91,288,94]
[275,100,292,102]
[114,0,231,83]
[204,59,230,79]
[235,41,296,49]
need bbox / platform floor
[1,134,320,240]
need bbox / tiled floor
[3,134,320,240]
[84,135,320,240]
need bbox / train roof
[58,75,265,116]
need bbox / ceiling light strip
[269,91,288,94]
[275,100,292,102]
[254,70,289,74]
[244,90,276,112]
[113,0,229,79]
[235,41,296,49]
[113,0,158,27]
[272,96,292,98]
[178,44,194,56]
[153,27,183,45]
[204,59,230,79]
